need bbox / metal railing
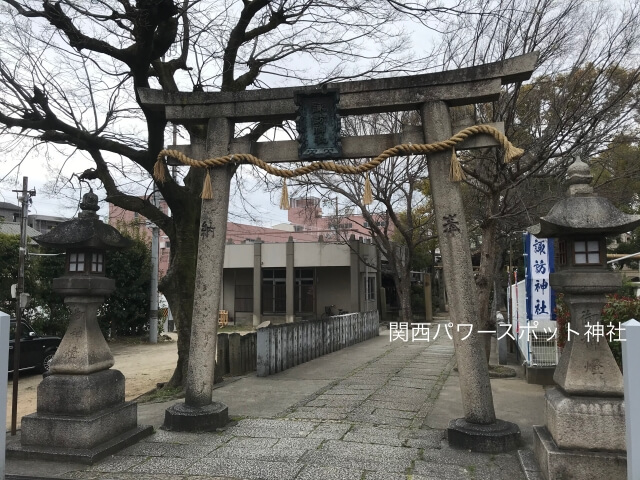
[510,280,558,366]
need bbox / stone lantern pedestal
[7,192,152,464]
[533,271,627,479]
[529,159,638,479]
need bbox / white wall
[294,242,350,267]
[224,244,253,268]
[261,243,287,268]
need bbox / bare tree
[282,111,436,323]
[438,0,640,359]
[0,0,468,387]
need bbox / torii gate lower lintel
[141,53,537,450]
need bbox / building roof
[0,202,20,212]
[0,222,42,240]
[28,214,69,222]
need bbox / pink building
[108,201,172,278]
[287,196,393,241]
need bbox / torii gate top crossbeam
[138,53,537,123]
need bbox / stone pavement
[6,317,546,480]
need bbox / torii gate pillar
[163,119,233,431]
[422,101,520,451]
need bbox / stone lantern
[530,158,640,479]
[9,191,152,463]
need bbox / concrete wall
[261,243,287,268]
[316,267,351,315]
[224,244,253,268]
[294,242,350,267]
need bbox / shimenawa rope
[153,124,523,205]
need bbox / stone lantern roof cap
[530,157,640,238]
[35,190,131,251]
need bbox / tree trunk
[392,254,414,324]
[159,201,200,389]
[476,216,499,364]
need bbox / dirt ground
[5,333,178,430]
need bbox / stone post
[424,274,433,322]
[497,312,508,365]
[286,237,295,323]
[349,235,360,313]
[379,288,387,321]
[421,101,519,452]
[376,253,383,318]
[163,117,231,431]
[253,239,262,327]
[622,319,639,480]
[0,310,8,478]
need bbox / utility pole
[333,197,339,239]
[148,191,159,344]
[11,176,35,435]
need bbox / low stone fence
[215,332,257,379]
[256,311,380,377]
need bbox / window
[295,269,315,313]
[262,269,286,314]
[366,276,376,301]
[363,221,369,228]
[68,252,85,272]
[235,284,253,312]
[10,322,34,341]
[574,240,600,265]
[557,240,567,266]
[91,252,104,273]
[294,225,304,232]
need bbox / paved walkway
[6,317,545,480]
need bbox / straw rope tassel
[504,144,524,164]
[449,148,466,182]
[153,156,167,183]
[363,173,373,205]
[201,169,213,199]
[280,179,290,210]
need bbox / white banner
[526,233,554,321]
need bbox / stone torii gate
[139,52,537,450]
